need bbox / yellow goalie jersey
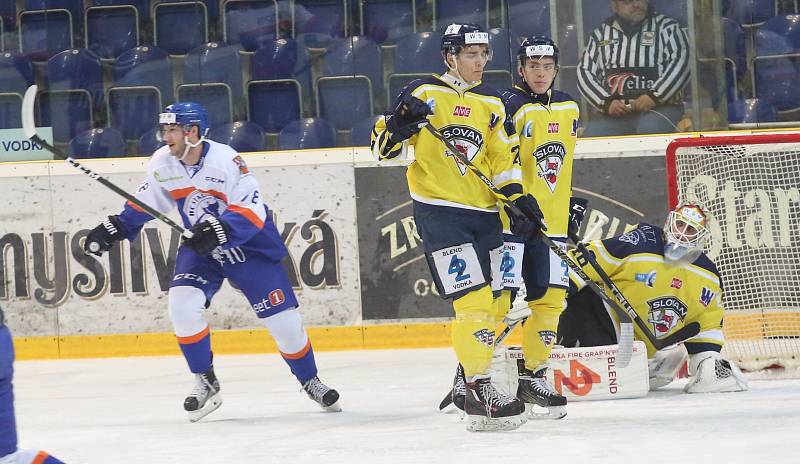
[371,75,523,211]
[500,87,579,235]
[569,223,725,356]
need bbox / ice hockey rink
[13,348,800,464]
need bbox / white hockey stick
[21,85,193,250]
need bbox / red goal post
[666,133,800,373]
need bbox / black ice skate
[464,377,526,432]
[184,366,222,422]
[516,366,567,420]
[452,364,466,411]
[303,376,341,412]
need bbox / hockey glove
[568,197,589,239]
[386,93,432,143]
[182,216,230,255]
[84,215,126,256]
[684,351,748,393]
[506,194,546,240]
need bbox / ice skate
[184,366,222,422]
[464,377,526,432]
[303,376,341,412]
[517,366,567,420]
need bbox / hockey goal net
[666,133,800,373]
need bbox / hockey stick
[423,122,635,367]
[21,85,192,250]
[568,228,701,350]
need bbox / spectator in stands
[577,0,690,136]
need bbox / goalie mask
[158,102,209,160]
[663,204,709,265]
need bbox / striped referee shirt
[577,11,690,111]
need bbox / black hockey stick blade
[653,321,701,350]
[438,389,454,410]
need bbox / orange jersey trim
[281,340,311,360]
[176,326,210,345]
[227,204,265,229]
[169,187,228,203]
[126,200,145,212]
[33,452,50,464]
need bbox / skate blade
[466,414,526,432]
[187,393,223,423]
[525,403,567,420]
[321,401,342,413]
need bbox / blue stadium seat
[247,79,302,133]
[0,52,33,128]
[37,89,93,143]
[154,2,209,56]
[755,28,792,56]
[85,5,139,61]
[278,118,336,149]
[317,76,373,130]
[349,114,380,147]
[753,57,800,111]
[137,127,164,155]
[322,36,383,91]
[184,42,244,106]
[177,83,233,129]
[725,0,775,26]
[107,86,161,140]
[434,0,488,30]
[0,94,23,129]
[294,0,346,37]
[26,0,83,29]
[209,121,265,152]
[47,48,104,109]
[486,28,514,71]
[19,9,73,62]
[93,1,151,22]
[113,45,173,104]
[394,32,444,73]
[727,98,778,123]
[360,0,415,44]
[251,39,312,97]
[723,17,747,78]
[69,127,127,159]
[507,0,550,40]
[759,14,800,53]
[224,0,279,52]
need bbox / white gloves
[684,351,748,393]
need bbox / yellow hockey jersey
[569,223,725,357]
[500,85,579,236]
[371,74,523,211]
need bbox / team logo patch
[473,329,495,347]
[534,141,566,193]
[522,121,534,138]
[618,226,657,246]
[539,330,557,346]
[441,125,484,175]
[547,122,559,133]
[642,31,655,45]
[671,278,683,289]
[183,191,225,224]
[647,297,688,337]
[269,289,286,306]
[453,105,471,117]
[635,271,657,288]
[233,155,250,175]
[700,288,715,307]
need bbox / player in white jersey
[560,204,748,393]
[82,103,341,421]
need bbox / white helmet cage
[664,203,710,264]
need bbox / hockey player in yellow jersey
[371,23,545,432]
[560,204,748,393]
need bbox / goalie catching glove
[684,351,748,393]
[84,215,125,256]
[182,216,230,255]
[386,92,433,144]
[506,194,546,240]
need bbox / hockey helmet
[518,36,560,67]
[664,203,709,264]
[159,102,210,137]
[441,23,492,60]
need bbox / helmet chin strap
[177,129,205,161]
[444,55,476,87]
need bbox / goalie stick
[423,122,636,368]
[21,85,192,250]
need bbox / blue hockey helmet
[441,23,492,59]
[518,36,560,67]
[159,102,209,137]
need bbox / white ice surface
[12,348,800,464]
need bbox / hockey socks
[281,341,318,385]
[177,326,212,374]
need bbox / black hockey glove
[386,92,433,143]
[568,197,589,240]
[182,216,230,255]
[506,194,546,240]
[84,215,126,256]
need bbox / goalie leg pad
[648,344,688,390]
[684,351,749,393]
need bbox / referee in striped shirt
[577,0,689,136]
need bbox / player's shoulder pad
[407,75,445,96]
[692,253,722,283]
[468,82,504,101]
[500,86,528,119]
[601,223,664,259]
[550,89,578,105]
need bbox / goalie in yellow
[371,23,545,431]
[560,204,748,393]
